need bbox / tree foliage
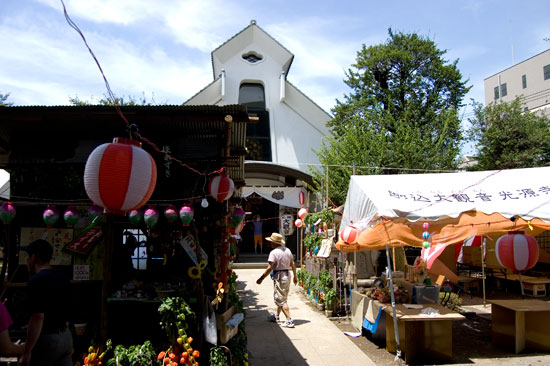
[0,93,12,106]
[311,29,470,205]
[467,98,550,170]
[69,92,160,106]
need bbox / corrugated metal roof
[0,104,249,186]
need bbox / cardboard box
[216,306,239,344]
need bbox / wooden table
[490,299,550,353]
[384,303,464,363]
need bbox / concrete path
[235,268,376,366]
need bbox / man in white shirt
[256,232,297,328]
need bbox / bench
[493,273,550,297]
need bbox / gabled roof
[210,20,294,79]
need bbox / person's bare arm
[0,329,24,357]
[256,262,274,284]
[18,313,44,365]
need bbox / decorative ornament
[231,220,244,235]
[208,175,234,202]
[144,206,159,228]
[179,205,194,226]
[295,218,303,228]
[231,208,246,230]
[188,265,201,279]
[83,137,157,214]
[88,205,104,222]
[163,205,178,223]
[201,197,209,208]
[0,202,16,224]
[340,225,358,244]
[298,208,308,220]
[128,209,144,225]
[43,205,59,228]
[495,231,539,273]
[63,206,80,227]
[421,221,430,249]
[298,191,305,207]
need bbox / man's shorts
[273,278,291,307]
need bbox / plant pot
[325,309,333,317]
[317,303,325,311]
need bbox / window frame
[522,74,527,89]
[500,83,507,97]
[544,64,550,80]
[494,86,500,100]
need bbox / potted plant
[324,288,337,317]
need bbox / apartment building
[484,49,550,115]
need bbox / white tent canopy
[341,166,550,229]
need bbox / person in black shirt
[19,239,72,366]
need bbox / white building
[186,20,332,255]
[484,49,550,116]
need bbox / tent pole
[481,237,487,306]
[385,243,403,366]
[351,162,357,291]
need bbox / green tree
[311,29,470,205]
[0,93,12,106]
[69,92,160,106]
[467,98,550,170]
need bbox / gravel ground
[326,289,550,366]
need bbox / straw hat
[265,232,285,245]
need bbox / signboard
[179,234,208,266]
[62,227,103,258]
[20,228,73,265]
[73,264,90,280]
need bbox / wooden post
[100,214,114,342]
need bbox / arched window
[239,83,271,161]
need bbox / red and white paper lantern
[298,191,305,207]
[298,208,308,220]
[340,225,358,244]
[295,218,303,228]
[84,137,157,214]
[208,175,234,202]
[495,231,539,273]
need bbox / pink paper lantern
[295,218,303,228]
[495,231,539,273]
[340,225,358,244]
[0,202,16,224]
[164,205,178,223]
[43,205,59,228]
[231,208,246,229]
[298,208,308,220]
[84,137,157,215]
[128,209,144,225]
[63,206,80,227]
[144,207,159,228]
[179,205,194,226]
[208,175,234,202]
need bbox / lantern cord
[60,0,224,177]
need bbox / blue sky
[1,0,549,118]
